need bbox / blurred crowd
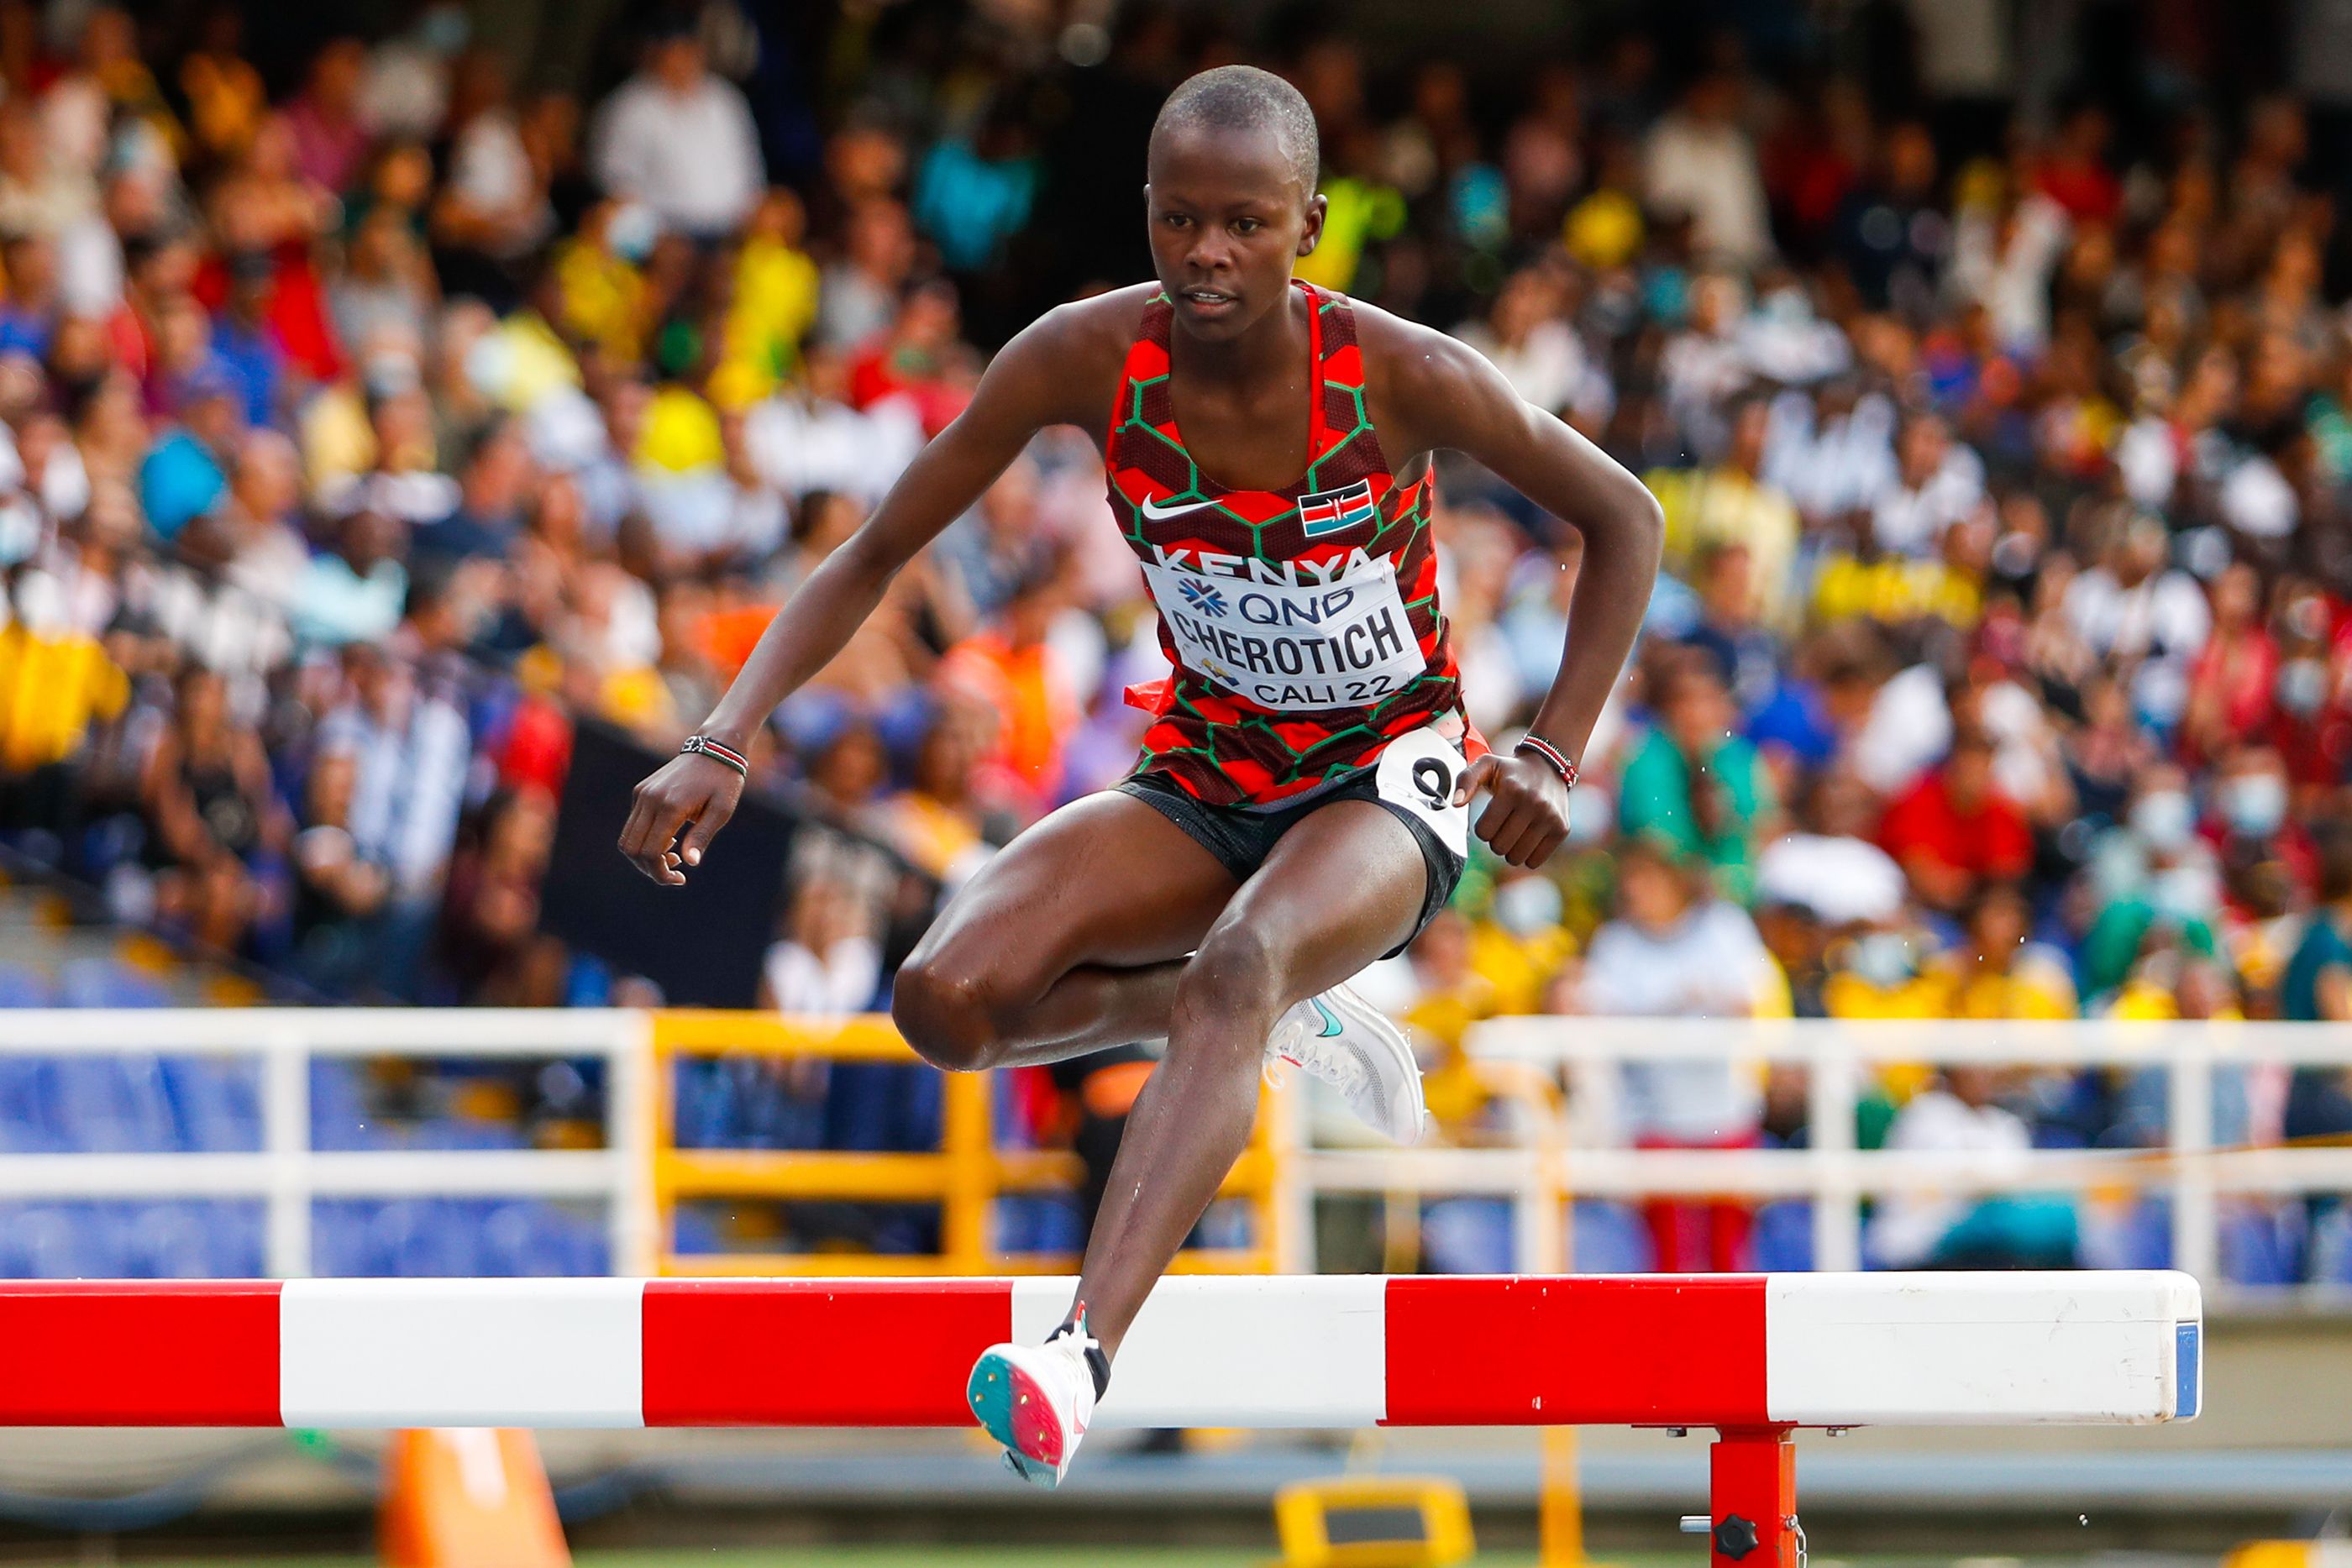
[7,1,2352,1275]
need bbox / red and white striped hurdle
[0,1271,2201,1565]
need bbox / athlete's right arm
[618,301,1121,884]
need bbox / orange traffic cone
[379,1428,570,1567]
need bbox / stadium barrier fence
[3,1009,2349,1298]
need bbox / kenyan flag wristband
[680,734,751,779]
[1515,735,1578,789]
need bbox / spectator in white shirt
[1868,412,1982,558]
[815,198,916,351]
[762,878,884,1017]
[1950,190,2070,356]
[1658,270,1752,460]
[315,643,470,998]
[742,343,924,508]
[2064,513,2211,726]
[1755,766,1908,929]
[1642,71,1772,266]
[1870,1066,2078,1268]
[213,431,310,611]
[1451,263,1609,425]
[1762,380,1897,527]
[589,28,764,241]
[1578,837,1779,1270]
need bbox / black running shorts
[1114,728,1469,959]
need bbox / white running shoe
[1266,981,1427,1144]
[967,1319,1100,1489]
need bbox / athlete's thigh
[1206,798,1428,1003]
[910,789,1242,984]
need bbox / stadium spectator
[1618,652,1775,904]
[1578,836,1780,1271]
[588,24,763,243]
[1877,726,2032,913]
[1870,1064,2079,1269]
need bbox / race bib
[1141,556,1425,712]
[1373,723,1470,858]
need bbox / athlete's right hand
[618,753,745,885]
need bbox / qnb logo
[1178,579,1230,617]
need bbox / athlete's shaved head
[1152,65,1320,198]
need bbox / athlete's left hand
[1453,752,1571,868]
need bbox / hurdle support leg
[1707,1425,1797,1565]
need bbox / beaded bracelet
[680,734,751,779]
[1514,734,1579,789]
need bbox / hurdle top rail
[0,1270,2201,1568]
[0,1270,2200,1431]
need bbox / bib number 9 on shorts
[1373,725,1470,859]
[1410,755,1452,809]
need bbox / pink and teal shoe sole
[967,1347,1068,1486]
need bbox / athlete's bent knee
[890,958,1002,1072]
[1174,922,1289,1036]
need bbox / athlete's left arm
[1378,323,1664,868]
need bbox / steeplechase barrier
[0,1270,2201,1565]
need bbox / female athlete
[619,65,1662,1485]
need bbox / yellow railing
[648,1010,1299,1276]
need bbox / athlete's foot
[1267,981,1427,1143]
[968,1316,1105,1488]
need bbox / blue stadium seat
[0,1204,98,1277]
[2308,1207,2352,1286]
[995,1193,1085,1256]
[1751,1200,1814,1272]
[309,1198,606,1278]
[308,1060,384,1150]
[825,1063,940,1153]
[2112,1198,2174,1270]
[0,1057,59,1151]
[49,1057,175,1152]
[375,1199,480,1277]
[479,1203,551,1276]
[2219,1202,2305,1288]
[1569,1200,1656,1273]
[123,1204,213,1278]
[10,1198,270,1279]
[669,1205,723,1256]
[160,1058,262,1152]
[0,962,50,1008]
[58,957,169,1009]
[1421,1197,1515,1273]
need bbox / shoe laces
[1263,1012,1303,1090]
[1277,1020,1370,1099]
[1045,1308,1102,1367]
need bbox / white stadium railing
[0,1010,659,1278]
[1462,1016,2352,1285]
[3,1009,2350,1296]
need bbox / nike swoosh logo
[1312,998,1343,1037]
[1139,494,1216,522]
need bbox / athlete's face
[1144,123,1325,342]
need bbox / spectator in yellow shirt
[0,605,128,773]
[1914,883,2079,1020]
[553,200,649,364]
[1646,395,1799,628]
[709,190,821,408]
[1467,868,1578,1016]
[1399,909,1503,1130]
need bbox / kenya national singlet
[1110,281,1482,806]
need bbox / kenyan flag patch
[1296,479,1378,538]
